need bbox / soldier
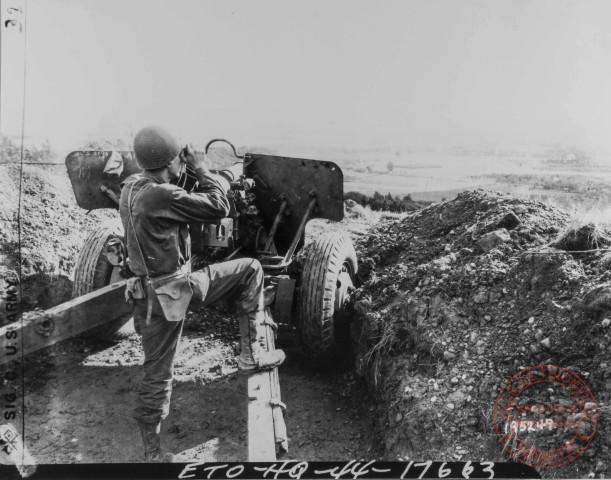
[119,126,285,462]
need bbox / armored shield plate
[244,154,344,254]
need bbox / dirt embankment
[352,190,611,478]
[0,164,115,316]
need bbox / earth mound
[0,164,115,315]
[352,190,610,477]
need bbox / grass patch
[552,210,611,251]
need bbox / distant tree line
[344,191,429,212]
[543,145,591,166]
[0,135,54,163]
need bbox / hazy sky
[1,0,611,150]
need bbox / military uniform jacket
[119,172,230,277]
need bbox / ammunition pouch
[149,268,193,322]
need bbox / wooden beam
[0,280,130,365]
[247,370,276,461]
[247,307,288,461]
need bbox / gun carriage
[1,140,358,368]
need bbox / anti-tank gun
[0,140,358,368]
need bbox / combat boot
[237,312,285,373]
[136,420,174,463]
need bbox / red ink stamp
[494,365,597,468]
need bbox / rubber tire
[72,218,135,342]
[297,232,358,366]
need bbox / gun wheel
[73,218,135,342]
[297,231,357,367]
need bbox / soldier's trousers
[131,258,265,424]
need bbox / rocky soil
[352,190,611,478]
[0,164,115,315]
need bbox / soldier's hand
[180,144,206,170]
